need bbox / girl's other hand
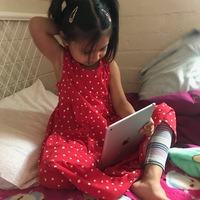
[139,118,154,137]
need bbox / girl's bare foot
[130,164,169,200]
[131,179,169,200]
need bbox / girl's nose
[95,52,102,61]
[89,52,103,65]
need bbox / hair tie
[69,6,78,23]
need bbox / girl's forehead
[77,35,110,50]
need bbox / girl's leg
[131,122,172,200]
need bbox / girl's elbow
[29,17,39,34]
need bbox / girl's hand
[139,118,154,137]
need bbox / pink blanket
[1,160,200,200]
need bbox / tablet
[99,103,156,169]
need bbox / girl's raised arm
[29,17,63,80]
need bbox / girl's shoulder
[109,60,121,77]
[107,60,118,71]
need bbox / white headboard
[0,12,57,100]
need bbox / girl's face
[67,35,110,69]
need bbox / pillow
[0,79,58,189]
[169,147,200,178]
[129,89,200,145]
[139,29,200,99]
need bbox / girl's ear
[59,31,69,47]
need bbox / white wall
[118,0,200,92]
[0,0,49,14]
[1,0,200,93]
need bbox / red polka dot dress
[38,49,177,199]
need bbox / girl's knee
[39,161,74,190]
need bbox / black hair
[48,0,119,62]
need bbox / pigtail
[103,0,119,61]
[105,0,119,29]
[48,0,78,27]
[48,0,65,26]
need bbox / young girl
[29,0,177,199]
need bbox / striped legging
[144,122,173,170]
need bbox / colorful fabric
[169,147,200,178]
[38,49,177,199]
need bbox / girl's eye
[82,52,91,55]
[101,47,107,51]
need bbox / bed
[0,14,200,200]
